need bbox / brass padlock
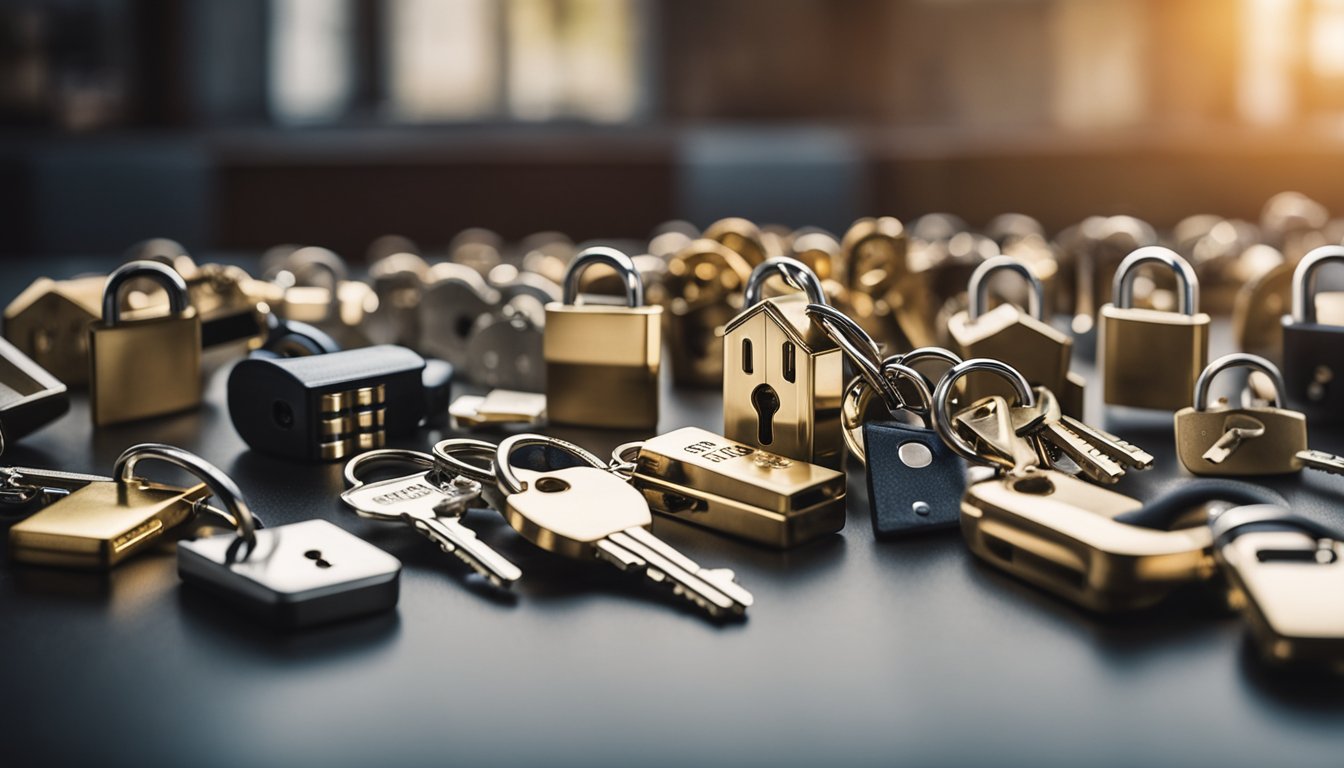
[3,274,105,386]
[1281,245,1344,421]
[838,217,932,351]
[703,217,770,266]
[722,257,842,469]
[1099,246,1210,411]
[663,239,752,388]
[947,256,1079,415]
[1174,354,1306,476]
[544,247,662,430]
[89,261,202,427]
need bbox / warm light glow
[1239,0,1297,125]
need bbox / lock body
[0,337,70,442]
[1099,305,1210,410]
[178,519,402,628]
[89,311,202,427]
[947,304,1076,414]
[3,275,105,386]
[1173,406,1306,476]
[667,301,737,388]
[1281,321,1344,421]
[544,304,662,429]
[864,420,965,537]
[10,479,208,569]
[723,294,843,469]
[629,427,845,548]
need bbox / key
[1055,415,1154,469]
[953,395,1041,474]
[496,435,752,618]
[1202,414,1267,464]
[1294,449,1344,476]
[341,449,522,589]
[0,465,111,510]
[1007,387,1131,484]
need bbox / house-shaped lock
[3,275,106,387]
[723,258,843,470]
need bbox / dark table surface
[3,256,1343,768]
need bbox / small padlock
[1281,245,1344,421]
[838,216,931,351]
[947,256,1081,417]
[1174,353,1307,476]
[1099,246,1210,411]
[544,247,662,430]
[3,274,105,386]
[89,261,202,427]
[723,258,842,469]
[420,262,501,375]
[663,239,752,388]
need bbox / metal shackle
[1290,244,1344,324]
[113,443,258,560]
[494,434,609,496]
[742,256,827,308]
[931,358,1036,465]
[1193,353,1287,411]
[102,260,190,324]
[967,256,1044,321]
[561,247,644,307]
[804,303,895,410]
[1112,246,1199,315]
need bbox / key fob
[178,519,401,628]
[864,419,965,537]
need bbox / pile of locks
[1,193,1342,670]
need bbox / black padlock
[1281,245,1344,422]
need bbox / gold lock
[947,256,1080,416]
[663,239,753,388]
[544,247,662,430]
[1099,246,1210,411]
[617,426,846,549]
[89,261,202,427]
[3,275,105,386]
[723,257,843,469]
[9,444,210,569]
[1174,354,1307,476]
[703,217,770,266]
[838,217,932,352]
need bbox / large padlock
[88,261,202,427]
[544,247,662,430]
[1174,353,1307,476]
[663,239,752,388]
[1099,246,1210,411]
[947,256,1080,415]
[1281,245,1344,421]
[722,257,842,469]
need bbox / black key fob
[864,419,965,537]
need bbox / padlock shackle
[1112,246,1199,314]
[804,303,896,410]
[967,256,1044,321]
[743,257,827,308]
[495,434,609,496]
[931,358,1036,465]
[112,443,258,560]
[1291,244,1344,323]
[1193,352,1287,411]
[1211,503,1343,548]
[102,260,190,322]
[561,246,644,307]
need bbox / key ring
[432,438,502,486]
[805,303,900,411]
[495,434,609,495]
[931,359,1036,465]
[343,448,437,489]
[842,360,935,462]
[609,441,644,478]
[113,443,259,562]
[883,346,963,420]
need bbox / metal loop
[561,246,643,307]
[1291,244,1344,324]
[102,260,190,323]
[804,303,899,410]
[931,359,1036,465]
[495,434,608,496]
[1112,245,1199,314]
[609,441,644,478]
[431,438,502,486]
[343,448,435,489]
[742,257,827,308]
[967,256,1044,321]
[1210,503,1344,549]
[112,443,257,561]
[1194,353,1287,411]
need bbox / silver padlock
[420,262,500,372]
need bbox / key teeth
[439,538,518,590]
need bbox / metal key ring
[1193,353,1287,411]
[609,441,644,478]
[884,347,964,418]
[432,438,501,485]
[842,361,935,462]
[805,303,900,410]
[931,359,1036,465]
[113,443,259,562]
[343,448,436,489]
[495,434,609,496]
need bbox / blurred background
[1,0,1343,259]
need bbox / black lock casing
[1281,319,1344,422]
[864,420,966,537]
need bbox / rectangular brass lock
[10,478,209,569]
[626,426,845,548]
[544,249,662,430]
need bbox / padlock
[838,216,931,351]
[88,261,202,427]
[3,274,105,386]
[947,256,1079,416]
[269,246,374,348]
[663,239,753,388]
[1099,246,1210,411]
[703,217,770,266]
[364,251,430,347]
[544,247,662,430]
[1281,245,1344,421]
[723,257,842,469]
[420,262,500,374]
[1174,353,1306,476]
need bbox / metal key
[0,465,112,509]
[341,449,522,589]
[953,395,1041,474]
[1294,449,1344,477]
[495,434,752,618]
[1202,413,1267,464]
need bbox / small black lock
[864,419,965,537]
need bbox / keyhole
[304,549,332,568]
[751,384,780,445]
[455,314,474,340]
